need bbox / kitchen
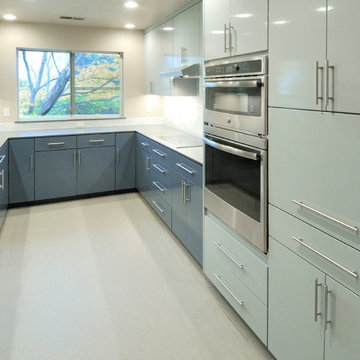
[0,0,359,359]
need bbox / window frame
[16,48,124,122]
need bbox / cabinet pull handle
[0,170,4,191]
[324,285,332,331]
[214,273,244,307]
[152,149,166,157]
[292,236,358,279]
[315,61,324,105]
[30,154,34,171]
[176,162,196,174]
[184,182,190,203]
[152,164,166,174]
[214,242,244,270]
[292,200,358,234]
[224,23,229,52]
[229,23,235,51]
[78,150,81,166]
[73,151,77,166]
[314,279,322,322]
[89,139,105,143]
[181,180,186,203]
[0,155,5,164]
[326,60,335,108]
[146,156,151,172]
[116,148,120,163]
[141,142,150,148]
[152,200,165,214]
[152,181,166,192]
[48,142,65,146]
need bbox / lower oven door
[204,135,267,252]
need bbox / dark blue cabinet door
[186,180,203,265]
[35,149,77,200]
[77,146,115,195]
[116,133,135,190]
[0,142,8,229]
[9,138,35,204]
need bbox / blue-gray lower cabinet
[0,142,8,229]
[77,147,115,195]
[135,139,153,202]
[116,133,135,190]
[9,138,35,204]
[171,170,203,265]
[35,149,77,200]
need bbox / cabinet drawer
[151,159,172,183]
[77,133,115,148]
[205,254,268,345]
[150,195,171,229]
[204,214,268,304]
[270,205,360,297]
[151,175,171,205]
[173,153,202,187]
[35,136,76,151]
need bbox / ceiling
[0,0,194,30]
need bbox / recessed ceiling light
[235,13,253,18]
[124,23,135,29]
[162,27,174,31]
[273,20,289,25]
[124,1,138,8]
[3,14,17,21]
[211,30,224,34]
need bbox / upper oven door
[204,75,267,136]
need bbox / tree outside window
[17,49,123,119]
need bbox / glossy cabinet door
[269,108,360,251]
[77,147,115,195]
[160,20,174,96]
[268,238,325,360]
[173,2,202,67]
[0,142,8,229]
[327,1,360,114]
[115,133,135,190]
[135,141,153,202]
[9,138,35,204]
[269,0,326,110]
[325,277,360,360]
[203,0,231,60]
[230,0,267,56]
[144,28,162,94]
[35,149,77,200]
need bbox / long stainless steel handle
[0,155,5,164]
[152,149,166,157]
[0,170,4,191]
[229,23,235,51]
[176,162,196,174]
[204,80,262,88]
[181,180,185,203]
[314,279,322,322]
[89,139,105,143]
[146,156,151,172]
[214,273,244,307]
[184,182,190,203]
[73,151,77,166]
[214,242,244,271]
[315,61,324,105]
[152,181,166,192]
[224,23,228,52]
[292,200,358,233]
[152,164,166,174]
[324,285,331,331]
[141,142,150,147]
[152,200,165,214]
[48,142,65,146]
[116,148,120,163]
[292,236,358,279]
[203,137,259,161]
[326,60,335,107]
[78,150,81,166]
[30,154,34,171]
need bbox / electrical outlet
[3,108,10,117]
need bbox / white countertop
[0,123,204,164]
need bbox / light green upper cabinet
[204,0,268,60]
[173,2,202,67]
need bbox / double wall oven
[204,54,268,253]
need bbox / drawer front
[204,214,268,304]
[151,175,171,205]
[172,153,202,187]
[151,159,172,183]
[269,108,360,250]
[205,253,268,345]
[77,133,115,148]
[150,141,175,166]
[136,134,154,152]
[35,136,76,151]
[270,205,360,297]
[150,195,171,229]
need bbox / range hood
[160,63,200,78]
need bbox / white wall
[0,21,163,124]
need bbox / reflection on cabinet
[116,133,135,190]
[269,0,360,113]
[0,142,8,229]
[204,0,268,60]
[9,138,35,204]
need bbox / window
[17,49,123,120]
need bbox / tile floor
[0,193,275,360]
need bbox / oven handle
[203,137,259,161]
[204,79,262,88]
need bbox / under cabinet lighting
[3,14,17,21]
[124,23,135,29]
[124,1,138,8]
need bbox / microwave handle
[204,80,262,88]
[203,137,259,161]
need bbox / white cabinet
[144,28,161,95]
[173,2,202,67]
[204,0,268,60]
[269,0,360,113]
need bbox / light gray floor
[0,193,275,360]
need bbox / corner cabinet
[204,0,268,60]
[115,133,135,190]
